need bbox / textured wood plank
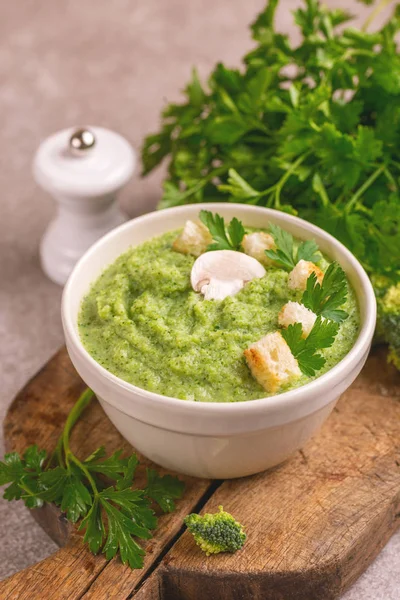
[0,347,211,600]
[152,347,400,600]
[0,536,107,600]
[133,575,161,600]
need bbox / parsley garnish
[0,389,184,569]
[302,262,349,323]
[265,223,320,270]
[199,210,245,251]
[145,468,186,513]
[281,317,339,377]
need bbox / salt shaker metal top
[34,126,135,285]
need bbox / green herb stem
[354,203,371,215]
[61,388,94,462]
[18,480,41,499]
[384,167,397,191]
[274,152,311,208]
[69,452,99,497]
[58,388,100,496]
[45,435,64,470]
[345,165,385,214]
[45,388,94,471]
[55,436,64,468]
[315,176,330,208]
[362,0,394,32]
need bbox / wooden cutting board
[1,346,400,600]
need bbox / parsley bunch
[142,0,400,365]
[0,389,184,569]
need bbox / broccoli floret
[184,505,246,556]
[376,281,400,368]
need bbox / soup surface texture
[79,229,359,402]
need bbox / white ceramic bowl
[62,203,376,479]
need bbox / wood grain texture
[1,346,400,600]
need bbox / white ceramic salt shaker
[34,126,135,285]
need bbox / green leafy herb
[199,210,245,251]
[302,262,349,322]
[265,223,320,270]
[281,317,339,376]
[142,0,400,368]
[145,469,185,513]
[0,389,184,569]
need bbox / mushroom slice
[191,250,266,301]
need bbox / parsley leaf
[281,317,339,376]
[80,497,105,554]
[145,468,186,513]
[0,452,26,487]
[302,262,349,322]
[85,449,131,480]
[199,210,245,251]
[60,466,92,523]
[266,223,320,270]
[1,388,185,570]
[23,445,47,472]
[100,499,147,569]
[266,223,295,269]
[297,239,320,263]
[228,217,246,249]
[218,168,261,202]
[199,210,232,250]
[0,447,48,506]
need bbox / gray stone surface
[0,0,397,596]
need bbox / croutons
[241,232,276,266]
[244,331,301,393]
[172,220,212,257]
[288,259,324,291]
[278,301,317,338]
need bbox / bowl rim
[62,202,376,416]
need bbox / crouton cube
[278,301,317,338]
[288,259,324,291]
[244,331,301,394]
[172,220,212,257]
[241,232,276,266]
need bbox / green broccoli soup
[79,218,360,403]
